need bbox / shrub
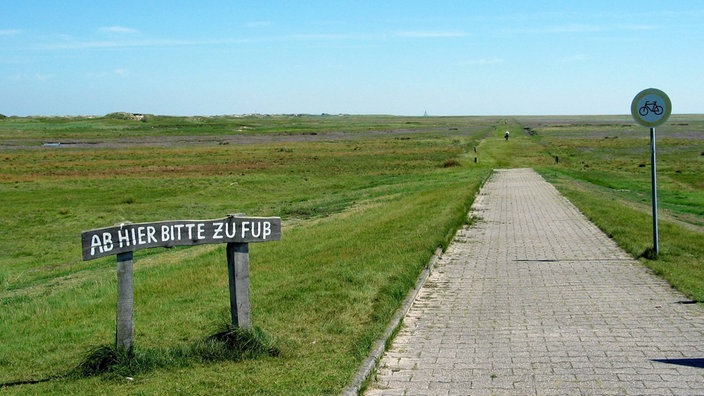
[73,325,279,378]
[105,112,151,121]
[443,159,461,168]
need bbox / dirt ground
[2,128,467,150]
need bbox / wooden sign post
[81,214,281,349]
[227,242,251,329]
[116,252,134,349]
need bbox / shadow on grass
[0,376,58,388]
[1,324,280,387]
[638,247,659,260]
[74,324,280,378]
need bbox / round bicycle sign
[631,88,671,127]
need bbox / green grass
[516,115,704,300]
[0,115,495,394]
[1,113,703,394]
[73,324,280,379]
[0,113,492,143]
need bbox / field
[518,115,704,299]
[1,114,702,394]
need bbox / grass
[0,113,490,143]
[1,113,702,394]
[73,324,280,379]
[516,115,704,300]
[0,115,495,394]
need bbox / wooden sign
[80,214,281,349]
[82,215,281,260]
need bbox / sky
[1,0,702,116]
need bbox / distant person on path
[504,130,510,141]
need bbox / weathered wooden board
[82,215,281,260]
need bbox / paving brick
[364,169,704,395]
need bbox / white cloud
[395,31,467,38]
[544,24,606,33]
[617,24,658,31]
[100,26,139,34]
[243,21,273,28]
[87,69,128,78]
[8,73,52,82]
[560,54,590,62]
[287,33,380,41]
[458,58,503,66]
[513,23,659,36]
[0,29,23,36]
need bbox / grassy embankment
[1,115,503,394]
[518,115,704,301]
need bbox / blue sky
[1,1,702,116]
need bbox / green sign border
[631,88,672,127]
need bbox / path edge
[341,172,494,395]
[340,246,444,396]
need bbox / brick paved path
[365,168,704,395]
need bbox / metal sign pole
[631,88,670,258]
[650,127,659,255]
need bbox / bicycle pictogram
[631,88,671,128]
[638,100,664,117]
